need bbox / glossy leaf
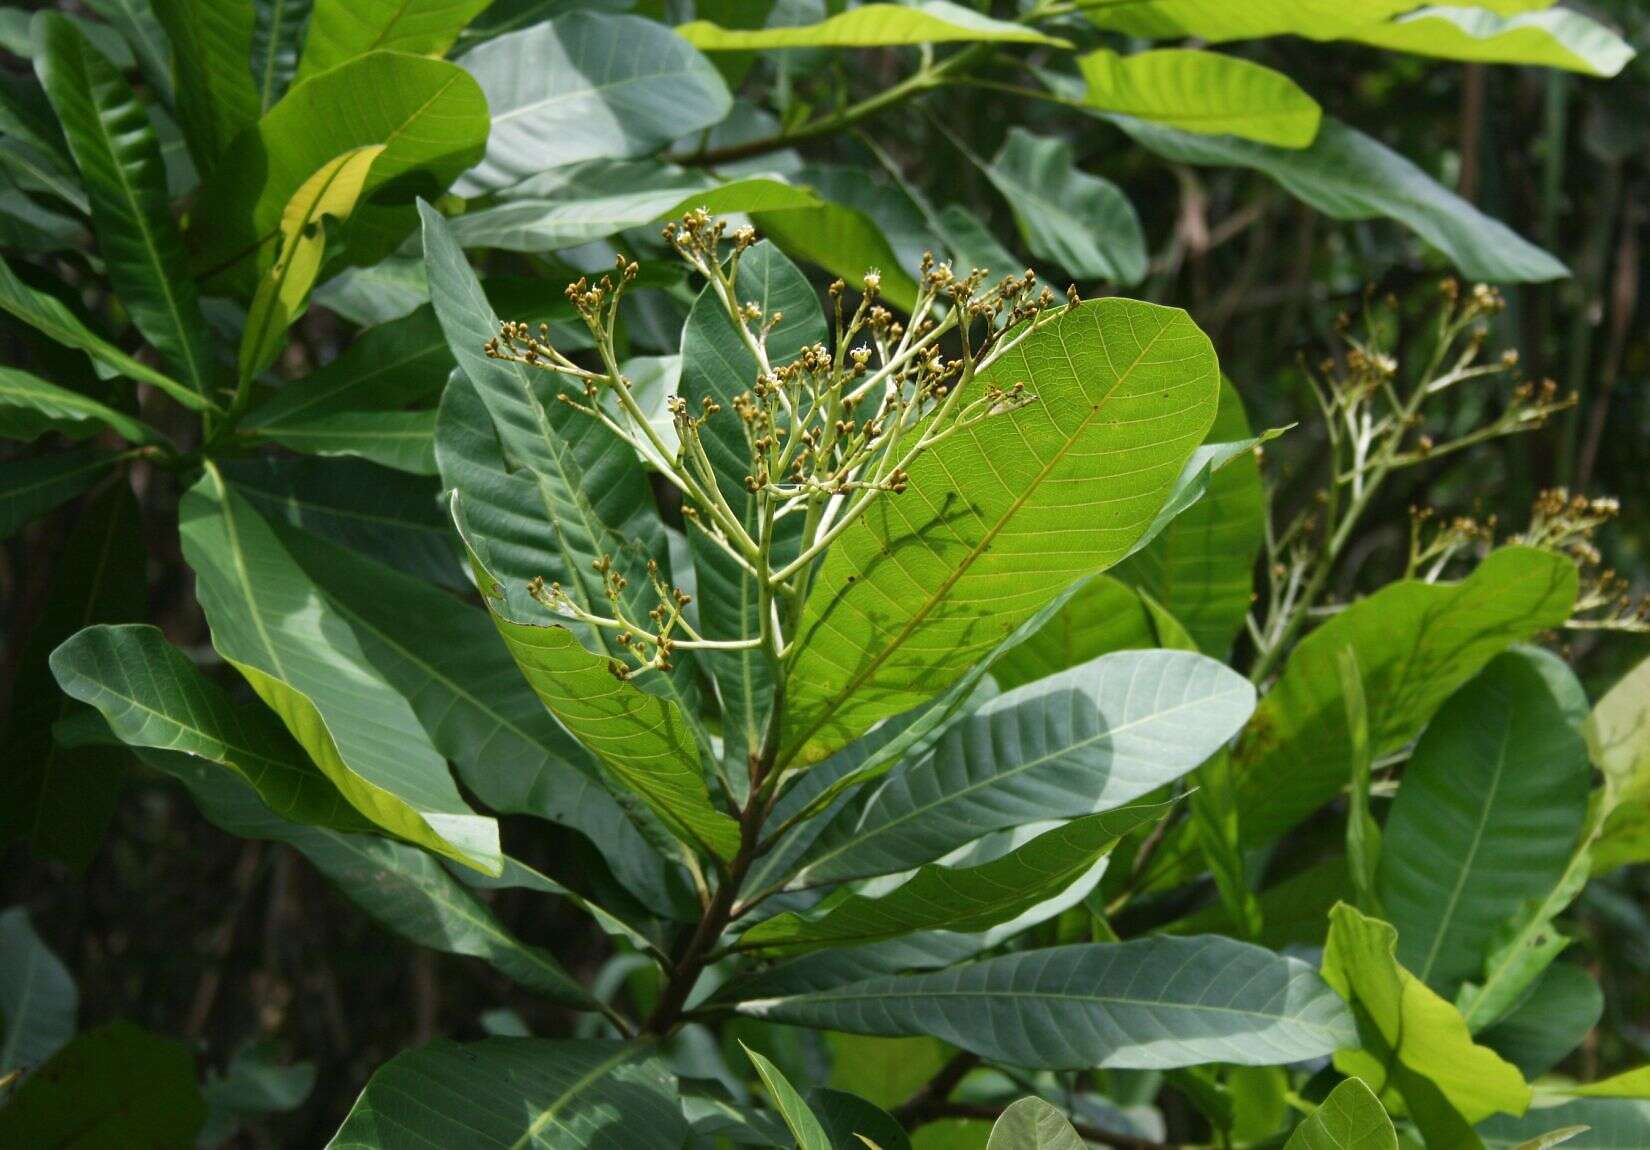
[0,907,76,1081]
[1111,116,1567,283]
[35,11,216,404]
[987,1098,1085,1150]
[295,0,491,83]
[740,801,1165,953]
[151,0,260,174]
[781,299,1220,766]
[813,1088,913,1150]
[987,128,1145,285]
[0,365,161,445]
[1379,648,1591,994]
[1283,1078,1397,1150]
[1078,48,1321,148]
[326,1039,688,1149]
[179,464,501,873]
[745,1044,833,1150]
[1352,7,1634,77]
[678,2,1068,50]
[740,936,1356,1070]
[795,649,1253,886]
[451,13,731,196]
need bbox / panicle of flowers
[1511,489,1650,633]
[1405,505,1498,581]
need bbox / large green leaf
[294,0,491,83]
[679,240,826,773]
[34,12,216,405]
[451,13,730,195]
[1351,7,1634,77]
[1146,546,1579,889]
[678,1,1068,49]
[0,483,142,870]
[0,252,210,412]
[455,508,740,861]
[1110,115,1567,284]
[1584,653,1650,875]
[1083,0,1422,41]
[254,409,438,474]
[0,365,161,444]
[179,463,501,873]
[1112,377,1263,657]
[251,0,312,110]
[987,1098,1086,1150]
[740,802,1165,953]
[0,907,76,1081]
[151,0,260,175]
[1378,649,1591,995]
[1078,48,1321,148]
[986,128,1145,286]
[744,1045,832,1150]
[189,53,488,289]
[326,1039,688,1149]
[1480,1100,1650,1149]
[1323,904,1530,1129]
[146,753,597,1008]
[1479,962,1601,1079]
[781,299,1220,767]
[794,649,1254,885]
[0,1022,204,1148]
[50,624,366,831]
[1283,1078,1397,1150]
[740,936,1355,1070]
[755,197,922,312]
[0,449,120,540]
[989,575,1158,688]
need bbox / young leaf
[1282,1077,1397,1150]
[739,801,1167,953]
[1341,647,1382,917]
[1351,7,1634,77]
[986,128,1146,285]
[987,1097,1086,1150]
[294,0,491,83]
[678,1,1069,50]
[326,1039,688,1148]
[794,649,1253,886]
[781,299,1220,767]
[0,908,77,1082]
[179,464,502,873]
[744,1044,833,1150]
[451,14,731,195]
[239,144,384,384]
[1322,903,1530,1128]
[1378,648,1592,995]
[34,11,216,405]
[1078,48,1322,148]
[151,0,260,175]
[740,936,1355,1070]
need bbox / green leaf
[82,0,176,104]
[0,907,76,1081]
[1282,1077,1397,1150]
[34,11,216,405]
[1479,963,1601,1079]
[151,0,260,175]
[1083,0,1423,42]
[1145,547,1579,889]
[294,0,491,84]
[1078,48,1321,148]
[740,936,1356,1070]
[744,1044,833,1150]
[987,1098,1086,1150]
[1112,376,1264,657]
[1480,1101,1631,1148]
[0,252,211,412]
[454,504,740,861]
[740,801,1167,953]
[989,576,1158,689]
[0,449,120,540]
[986,128,1145,285]
[813,1088,913,1150]
[142,753,598,1008]
[251,0,311,110]
[240,144,384,383]
[1342,648,1382,917]
[781,299,1220,767]
[0,365,161,445]
[255,409,438,474]
[189,52,487,290]
[680,239,826,774]
[1584,653,1650,875]
[1188,748,1264,941]
[1351,7,1634,77]
[179,463,501,873]
[50,624,368,831]
[326,1038,688,1149]
[1378,648,1592,995]
[451,13,731,195]
[1110,115,1567,284]
[756,197,922,313]
[1322,903,1530,1128]
[678,1,1068,49]
[795,649,1252,886]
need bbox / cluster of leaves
[2,0,1649,1147]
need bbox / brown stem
[890,1051,980,1124]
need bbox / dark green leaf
[0,449,120,540]
[0,907,77,1082]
